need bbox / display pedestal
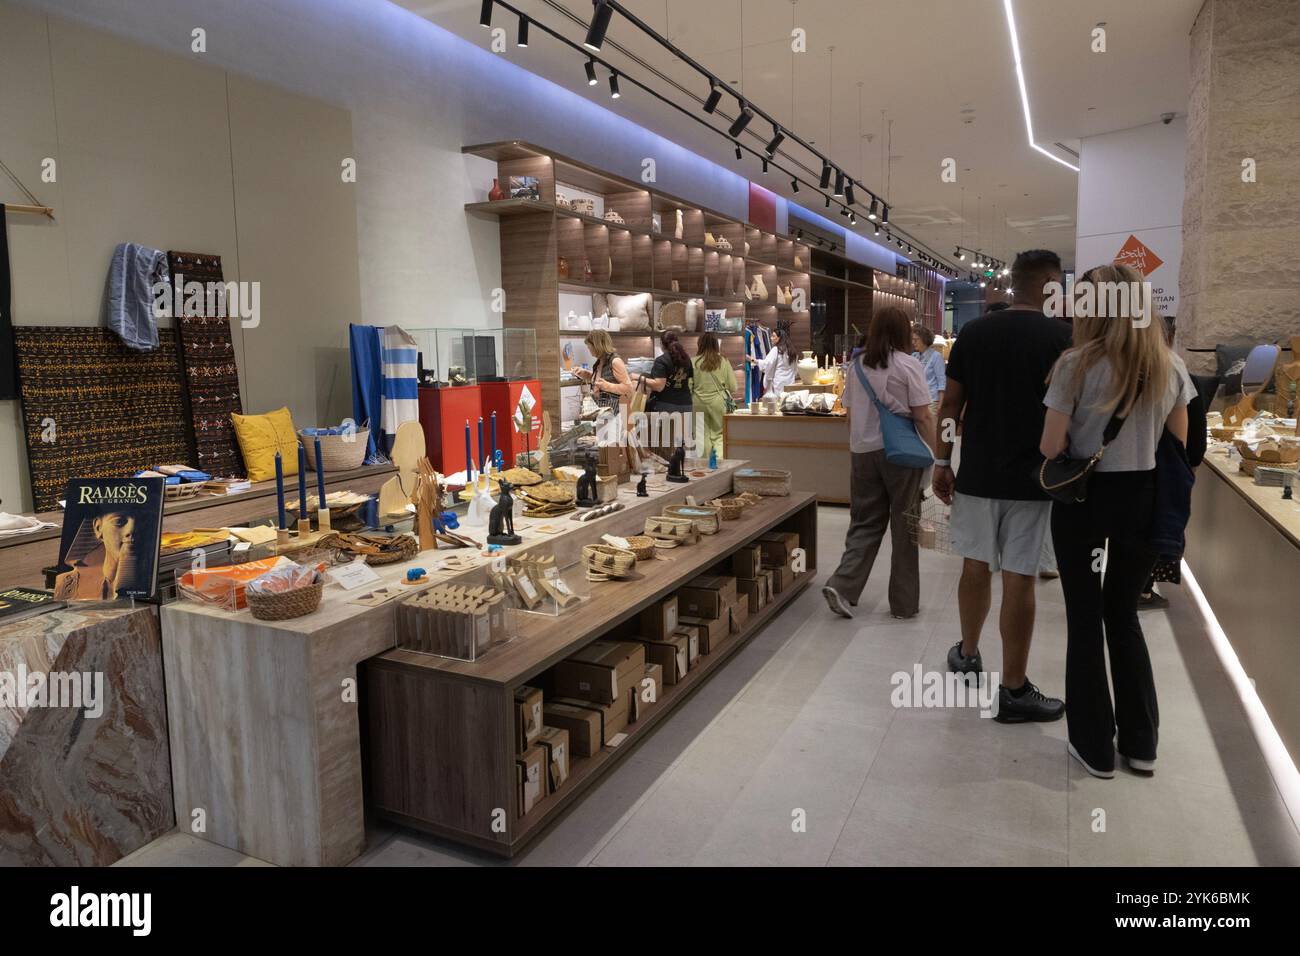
[479,379,542,467]
[418,384,482,476]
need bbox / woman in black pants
[1039,264,1195,779]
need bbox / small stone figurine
[635,470,649,497]
[487,480,522,545]
[575,456,600,507]
[666,442,689,483]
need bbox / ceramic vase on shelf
[558,256,570,279]
[488,178,506,201]
[797,351,818,385]
[674,208,684,240]
[583,258,594,282]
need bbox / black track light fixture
[735,144,742,160]
[819,162,832,190]
[727,105,753,138]
[608,72,620,99]
[881,204,889,224]
[849,211,857,225]
[956,248,965,260]
[766,127,785,155]
[791,178,800,193]
[517,16,529,47]
[825,196,831,209]
[839,205,848,217]
[761,158,768,174]
[873,225,880,236]
[584,0,614,51]
[868,198,879,221]
[703,82,722,114]
[844,181,856,206]
[479,0,493,28]
[585,59,598,85]
[833,170,845,198]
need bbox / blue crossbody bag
[853,358,935,469]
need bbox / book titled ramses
[54,477,166,601]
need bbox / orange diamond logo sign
[1114,235,1164,276]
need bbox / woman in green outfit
[690,332,739,461]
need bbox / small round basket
[710,497,745,520]
[623,535,657,560]
[664,503,721,535]
[246,575,324,621]
[364,534,419,566]
[582,544,637,579]
[301,429,369,473]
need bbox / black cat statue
[575,456,600,507]
[666,443,689,483]
[487,479,522,545]
[635,470,649,497]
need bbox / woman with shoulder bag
[1038,264,1196,779]
[823,307,936,620]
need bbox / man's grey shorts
[950,493,1052,576]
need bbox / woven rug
[168,251,245,479]
[14,328,193,512]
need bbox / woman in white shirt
[753,319,799,397]
[823,306,937,620]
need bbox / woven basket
[734,467,791,497]
[246,576,324,621]
[301,430,369,472]
[582,544,637,579]
[365,534,419,566]
[623,535,657,560]
[710,497,745,520]
[664,504,721,535]
[645,515,695,539]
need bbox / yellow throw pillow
[231,407,299,482]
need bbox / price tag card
[328,559,383,591]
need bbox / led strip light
[1003,0,1081,173]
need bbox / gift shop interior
[0,0,1297,879]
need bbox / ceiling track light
[825,196,831,209]
[608,72,620,99]
[703,82,722,114]
[727,105,753,138]
[761,158,768,174]
[849,211,857,225]
[833,170,845,198]
[584,59,598,85]
[584,0,614,51]
[791,179,800,193]
[844,181,856,206]
[819,163,832,190]
[734,144,742,160]
[867,198,878,220]
[840,205,849,217]
[881,204,889,224]
[517,15,529,47]
[766,127,785,155]
[479,0,493,28]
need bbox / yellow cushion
[231,407,299,482]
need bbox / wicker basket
[622,535,658,560]
[710,497,746,520]
[734,467,791,497]
[246,576,324,620]
[664,503,721,535]
[300,429,369,472]
[363,534,420,566]
[582,544,637,579]
[645,515,695,539]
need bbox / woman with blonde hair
[690,331,738,460]
[1039,263,1195,779]
[576,329,633,415]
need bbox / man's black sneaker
[994,679,1065,723]
[946,641,982,675]
[1137,590,1170,611]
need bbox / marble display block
[0,606,174,866]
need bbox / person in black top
[932,249,1072,723]
[645,330,695,453]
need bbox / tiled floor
[120,507,1300,867]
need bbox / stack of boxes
[755,530,800,596]
[544,640,662,758]
[514,685,571,818]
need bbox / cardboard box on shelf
[552,695,629,748]
[543,701,602,758]
[516,742,548,817]
[537,726,570,791]
[728,597,750,635]
[769,565,792,595]
[677,575,738,620]
[673,625,701,666]
[638,596,679,640]
[735,577,764,613]
[628,662,663,722]
[757,531,800,568]
[679,615,726,654]
[635,633,688,685]
[731,544,763,580]
[553,640,647,704]
[514,685,544,752]
[759,570,774,604]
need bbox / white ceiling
[398,0,1202,270]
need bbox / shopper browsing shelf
[932,249,1072,723]
[643,330,695,454]
[690,331,738,461]
[576,330,634,415]
[1039,264,1196,779]
[752,319,799,397]
[823,307,936,620]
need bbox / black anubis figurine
[487,480,522,545]
[636,470,649,497]
[666,441,689,483]
[575,455,600,507]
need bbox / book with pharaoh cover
[0,586,65,624]
[54,477,166,601]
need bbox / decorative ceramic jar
[558,256,570,278]
[797,350,818,385]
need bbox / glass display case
[407,327,535,387]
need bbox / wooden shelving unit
[464,141,813,425]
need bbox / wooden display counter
[1185,449,1300,766]
[159,460,799,866]
[724,412,850,504]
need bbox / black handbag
[1036,407,1129,504]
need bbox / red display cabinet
[479,379,543,467]
[418,384,483,477]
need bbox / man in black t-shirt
[932,250,1072,723]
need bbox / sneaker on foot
[946,641,982,675]
[1137,590,1170,611]
[1120,753,1156,774]
[994,679,1065,723]
[1069,742,1115,778]
[822,585,853,619]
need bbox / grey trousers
[828,449,924,616]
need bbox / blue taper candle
[490,411,497,467]
[477,417,485,474]
[297,443,308,523]
[274,451,286,529]
[314,437,326,508]
[465,420,473,484]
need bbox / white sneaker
[1121,753,1156,774]
[1068,743,1115,779]
[822,586,853,619]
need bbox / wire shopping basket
[904,494,954,555]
